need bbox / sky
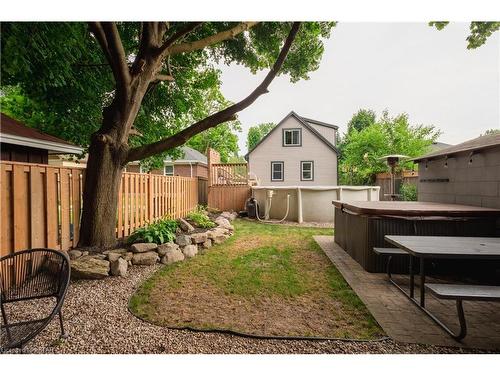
[217,22,500,155]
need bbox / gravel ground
[3,265,487,354]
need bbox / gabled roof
[412,133,500,162]
[301,116,339,130]
[246,111,339,158]
[0,113,83,154]
[165,146,207,165]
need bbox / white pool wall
[252,186,380,223]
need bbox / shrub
[187,207,216,229]
[128,218,178,244]
[400,183,417,201]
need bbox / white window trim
[282,128,301,146]
[271,161,284,181]
[164,164,174,176]
[300,161,314,181]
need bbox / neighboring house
[246,111,339,186]
[127,146,208,178]
[1,113,83,164]
[413,133,500,208]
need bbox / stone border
[69,211,237,280]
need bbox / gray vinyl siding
[248,115,337,186]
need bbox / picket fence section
[0,161,198,257]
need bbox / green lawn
[130,219,383,339]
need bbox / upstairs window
[271,161,284,181]
[283,128,301,146]
[301,161,314,181]
[164,164,174,176]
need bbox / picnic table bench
[374,236,500,341]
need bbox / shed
[1,113,83,164]
[413,133,500,209]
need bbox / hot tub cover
[332,201,500,218]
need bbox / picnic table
[379,235,500,340]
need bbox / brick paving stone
[314,235,500,351]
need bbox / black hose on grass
[128,303,391,343]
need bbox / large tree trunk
[78,135,125,248]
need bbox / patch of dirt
[146,277,377,338]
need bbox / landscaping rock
[107,253,122,262]
[202,239,212,249]
[123,252,134,261]
[221,211,237,221]
[160,248,185,265]
[215,216,234,231]
[91,254,107,260]
[157,242,180,256]
[207,227,229,240]
[131,243,158,253]
[68,250,82,260]
[175,234,191,247]
[103,248,128,255]
[71,256,110,279]
[178,218,195,233]
[212,233,228,245]
[132,251,159,265]
[110,258,128,277]
[182,244,198,258]
[191,232,208,244]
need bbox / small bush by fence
[0,161,198,256]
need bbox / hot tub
[333,201,500,273]
[251,186,380,223]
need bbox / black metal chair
[1,248,71,351]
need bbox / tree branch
[126,22,301,163]
[89,22,130,96]
[158,22,204,55]
[167,22,259,56]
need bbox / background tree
[246,122,276,151]
[339,110,441,185]
[1,21,335,247]
[347,109,376,133]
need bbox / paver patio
[314,235,500,351]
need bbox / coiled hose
[255,193,290,223]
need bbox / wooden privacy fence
[116,173,197,238]
[374,170,418,201]
[208,162,251,212]
[0,161,198,257]
[209,163,248,186]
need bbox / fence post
[148,174,154,222]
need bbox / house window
[301,161,314,181]
[271,161,284,181]
[283,128,301,146]
[164,164,174,176]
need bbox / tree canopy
[1,22,334,161]
[347,109,376,133]
[339,110,441,185]
[246,122,276,152]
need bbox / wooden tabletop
[385,235,500,259]
[332,200,500,217]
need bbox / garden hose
[128,303,390,343]
[255,193,291,224]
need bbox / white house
[246,111,339,186]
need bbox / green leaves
[339,109,441,185]
[1,22,334,158]
[186,208,216,229]
[247,122,275,151]
[429,21,500,49]
[128,218,178,245]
